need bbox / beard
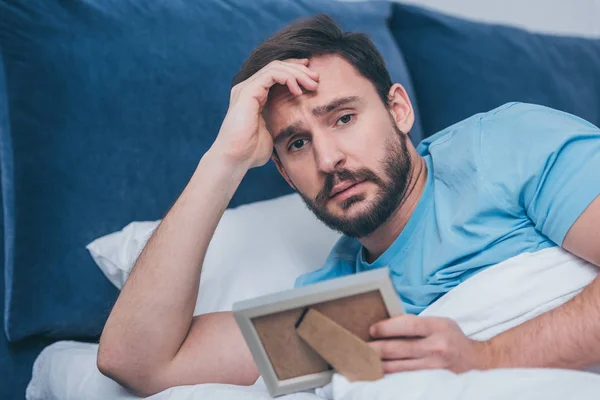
[299,125,413,238]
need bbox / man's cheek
[297,181,322,202]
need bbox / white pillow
[86,193,341,315]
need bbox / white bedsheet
[26,247,600,400]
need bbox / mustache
[315,168,384,206]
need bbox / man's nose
[313,133,346,174]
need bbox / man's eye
[336,114,355,126]
[288,139,307,151]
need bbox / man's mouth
[329,179,366,198]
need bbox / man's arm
[97,59,319,397]
[367,195,600,373]
[482,194,600,369]
[97,152,259,397]
[368,106,600,373]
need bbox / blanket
[26,247,600,400]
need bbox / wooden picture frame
[232,267,404,397]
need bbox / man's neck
[359,155,428,264]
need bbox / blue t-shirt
[294,102,600,314]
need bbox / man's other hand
[368,315,494,374]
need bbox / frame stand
[296,308,384,382]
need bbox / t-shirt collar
[358,155,433,269]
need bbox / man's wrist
[187,147,251,204]
[201,147,251,179]
[474,338,504,370]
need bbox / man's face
[264,55,413,238]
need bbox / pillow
[86,194,341,315]
[87,221,159,290]
[0,0,422,341]
[390,4,600,137]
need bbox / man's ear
[387,83,415,135]
[272,153,298,191]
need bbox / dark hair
[232,14,393,106]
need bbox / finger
[283,63,320,83]
[280,61,320,80]
[268,71,303,96]
[248,59,308,82]
[271,63,319,91]
[368,338,430,360]
[370,315,435,339]
[258,66,318,94]
[282,58,310,66]
[240,70,299,105]
[382,357,443,374]
[251,61,319,91]
[289,69,319,92]
[287,77,303,96]
[242,66,318,106]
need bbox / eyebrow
[273,96,362,148]
[273,122,303,148]
[312,96,360,117]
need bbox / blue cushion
[0,0,421,340]
[1,101,54,399]
[390,4,600,137]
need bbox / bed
[3,0,600,398]
[26,247,600,399]
[25,340,600,400]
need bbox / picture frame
[232,267,404,397]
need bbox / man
[97,15,600,397]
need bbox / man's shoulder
[478,102,599,158]
[478,101,591,131]
[416,102,594,160]
[416,102,535,153]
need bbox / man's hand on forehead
[211,58,319,170]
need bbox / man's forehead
[264,55,373,130]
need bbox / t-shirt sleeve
[294,235,359,288]
[479,103,600,246]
